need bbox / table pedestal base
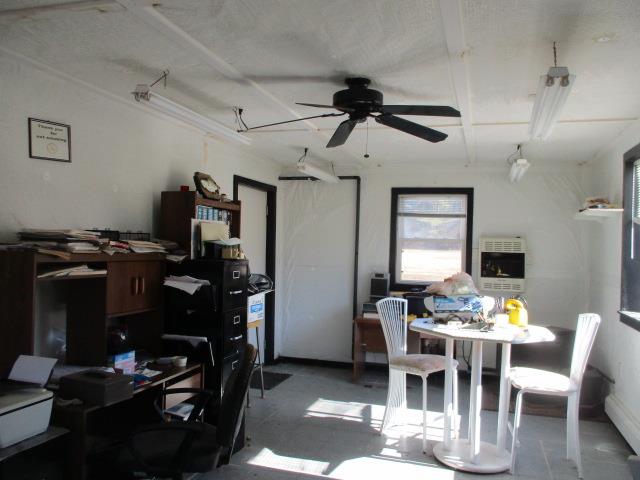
[433,439,511,473]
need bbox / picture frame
[28,118,71,163]
[193,171,226,201]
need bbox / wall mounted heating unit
[479,237,526,292]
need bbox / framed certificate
[28,118,71,162]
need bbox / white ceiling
[1,0,639,169]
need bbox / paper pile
[164,275,210,295]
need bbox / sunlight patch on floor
[330,455,456,480]
[247,448,330,476]
[304,398,456,441]
[247,447,457,480]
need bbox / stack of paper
[64,242,101,253]
[37,264,107,278]
[19,229,105,257]
[19,228,100,241]
[126,240,166,254]
[164,275,210,295]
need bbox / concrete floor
[204,362,633,480]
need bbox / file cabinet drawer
[223,285,247,311]
[221,353,241,394]
[223,263,248,288]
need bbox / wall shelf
[575,208,623,221]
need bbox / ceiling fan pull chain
[364,118,370,159]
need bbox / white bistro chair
[376,297,459,452]
[509,313,601,478]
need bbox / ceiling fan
[237,77,461,148]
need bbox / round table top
[409,317,556,345]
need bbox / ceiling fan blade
[327,119,358,148]
[296,102,336,109]
[375,114,448,143]
[380,105,461,117]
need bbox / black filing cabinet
[164,259,248,424]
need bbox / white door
[237,185,268,363]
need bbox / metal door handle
[232,270,240,279]
[131,277,139,295]
[233,315,241,325]
[229,290,243,295]
[140,276,145,295]
[230,335,243,341]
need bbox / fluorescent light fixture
[509,158,530,183]
[296,160,340,183]
[529,66,575,141]
[132,84,250,145]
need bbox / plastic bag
[425,272,478,296]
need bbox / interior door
[237,184,268,363]
[279,180,356,362]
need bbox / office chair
[115,345,257,480]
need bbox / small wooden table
[352,316,422,382]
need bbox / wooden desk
[0,427,69,479]
[0,249,166,377]
[352,316,422,383]
[52,363,204,480]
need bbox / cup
[173,356,187,367]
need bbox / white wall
[357,165,590,326]
[585,121,640,454]
[0,50,280,240]
[0,49,287,362]
[275,162,591,367]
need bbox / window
[620,142,640,332]
[389,188,473,290]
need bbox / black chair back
[217,344,257,453]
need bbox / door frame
[233,175,277,364]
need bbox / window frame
[389,187,474,291]
[620,141,640,332]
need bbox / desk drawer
[165,370,203,410]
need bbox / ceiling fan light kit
[529,43,576,141]
[132,84,251,146]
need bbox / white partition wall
[278,179,357,362]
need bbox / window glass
[394,193,469,284]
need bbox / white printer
[0,355,56,449]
